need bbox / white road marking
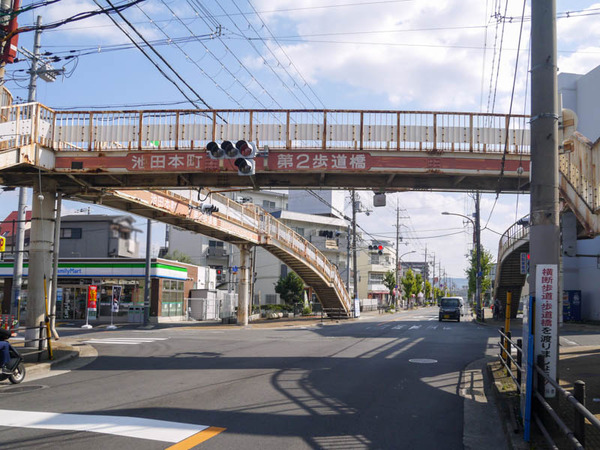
[0,409,209,443]
[561,337,579,346]
[428,326,438,330]
[392,325,405,330]
[409,325,421,330]
[83,337,168,345]
[443,327,453,330]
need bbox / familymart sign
[0,260,188,280]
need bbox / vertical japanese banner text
[535,264,557,398]
[87,285,98,320]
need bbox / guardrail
[498,328,523,394]
[0,102,531,153]
[533,355,599,449]
[16,322,53,362]
[497,328,600,448]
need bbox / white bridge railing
[0,102,530,154]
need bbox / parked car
[439,297,463,322]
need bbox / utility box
[563,290,582,322]
[189,289,220,320]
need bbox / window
[119,231,130,240]
[209,241,224,248]
[262,200,276,211]
[280,265,288,278]
[369,273,384,283]
[265,294,278,305]
[60,228,82,239]
[292,227,304,237]
[161,279,184,317]
[370,254,380,265]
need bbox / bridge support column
[25,180,56,347]
[237,244,250,326]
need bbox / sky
[1,0,600,280]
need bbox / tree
[275,272,305,305]
[401,269,416,300]
[162,249,193,264]
[425,280,432,300]
[465,246,494,300]
[415,273,423,293]
[383,271,396,304]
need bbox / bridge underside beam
[0,171,529,194]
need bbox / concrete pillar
[25,180,56,347]
[237,244,250,326]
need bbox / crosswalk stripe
[409,325,421,330]
[0,409,215,444]
[83,337,168,345]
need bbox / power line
[96,0,213,110]
[243,0,326,109]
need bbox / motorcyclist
[0,329,11,372]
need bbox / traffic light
[207,141,227,159]
[234,140,256,176]
[0,235,5,252]
[206,140,257,176]
[368,244,384,254]
[201,204,219,215]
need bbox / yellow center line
[166,427,226,450]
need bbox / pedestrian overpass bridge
[0,91,597,319]
[493,130,600,316]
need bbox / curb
[23,340,97,377]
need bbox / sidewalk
[482,306,600,448]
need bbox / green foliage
[401,269,416,299]
[275,272,305,305]
[415,273,423,293]
[302,307,313,316]
[383,270,396,295]
[425,280,432,299]
[465,246,494,299]
[262,304,294,312]
[162,249,193,264]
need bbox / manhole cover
[0,385,46,394]
[409,358,438,364]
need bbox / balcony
[207,247,228,257]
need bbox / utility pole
[11,16,42,317]
[530,0,560,396]
[395,207,400,305]
[346,224,351,291]
[424,245,428,300]
[143,219,151,325]
[432,253,436,301]
[351,190,358,307]
[475,192,483,321]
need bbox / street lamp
[397,250,416,308]
[441,209,482,320]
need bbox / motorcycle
[0,329,26,385]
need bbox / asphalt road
[0,307,501,449]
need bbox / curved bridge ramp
[75,188,352,319]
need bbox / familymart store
[0,258,200,323]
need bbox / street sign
[520,252,529,274]
[0,235,5,252]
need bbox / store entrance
[57,285,87,320]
